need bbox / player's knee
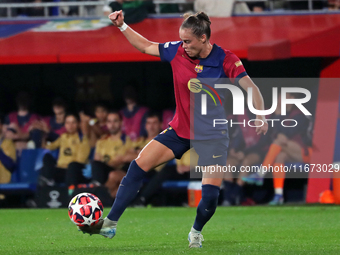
[135,158,152,172]
[201,185,220,209]
[275,133,288,145]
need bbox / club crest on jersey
[195,65,203,73]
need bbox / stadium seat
[162,180,190,189]
[0,149,42,193]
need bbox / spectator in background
[120,86,148,141]
[195,0,251,15]
[109,0,152,24]
[0,114,16,201]
[162,109,174,131]
[247,2,265,12]
[194,0,234,17]
[222,112,270,206]
[287,0,325,10]
[79,102,109,148]
[133,113,198,206]
[31,97,67,143]
[132,112,171,206]
[27,0,44,17]
[176,147,199,175]
[38,113,91,196]
[89,103,109,148]
[3,92,41,151]
[243,93,312,205]
[91,111,134,198]
[0,114,16,187]
[328,0,340,10]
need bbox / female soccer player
[80,10,268,248]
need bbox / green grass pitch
[1,206,340,254]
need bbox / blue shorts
[154,127,229,166]
[192,139,229,166]
[154,127,190,159]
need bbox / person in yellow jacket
[91,111,135,198]
[132,112,199,206]
[0,115,17,183]
[0,115,17,200]
[38,113,91,192]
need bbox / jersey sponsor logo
[235,60,243,67]
[195,64,203,73]
[164,41,181,48]
[188,78,222,107]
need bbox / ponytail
[181,12,211,40]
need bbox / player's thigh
[136,139,175,171]
[202,165,224,186]
[283,140,303,162]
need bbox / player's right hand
[108,10,124,27]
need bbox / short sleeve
[2,139,16,162]
[124,136,133,151]
[223,52,247,85]
[76,136,90,164]
[158,41,181,62]
[46,137,61,151]
[94,139,102,156]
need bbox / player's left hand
[255,117,268,135]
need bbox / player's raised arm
[109,10,160,57]
[239,76,268,135]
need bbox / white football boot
[188,231,204,248]
[78,217,117,239]
[99,217,117,239]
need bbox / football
[68,193,104,227]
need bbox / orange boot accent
[262,144,282,169]
[273,163,285,189]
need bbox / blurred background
[0,0,340,209]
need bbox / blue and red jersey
[5,112,40,134]
[159,42,247,140]
[120,105,148,141]
[43,116,66,136]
